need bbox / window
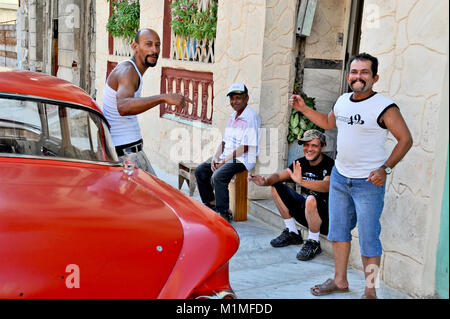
[0,98,118,163]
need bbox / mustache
[144,54,158,67]
[351,79,366,86]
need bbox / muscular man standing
[103,28,191,175]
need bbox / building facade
[14,0,448,298]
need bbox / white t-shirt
[220,105,261,170]
[102,59,143,147]
[334,92,397,178]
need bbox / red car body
[0,70,239,299]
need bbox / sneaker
[218,210,233,222]
[296,239,322,261]
[270,228,303,247]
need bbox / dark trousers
[194,158,246,212]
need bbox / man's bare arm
[115,67,191,116]
[249,169,291,186]
[381,107,413,169]
[366,107,413,186]
[289,94,336,130]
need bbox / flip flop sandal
[310,278,350,296]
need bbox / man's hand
[165,93,193,113]
[248,174,267,186]
[211,158,225,172]
[366,168,387,186]
[211,157,218,172]
[287,160,303,184]
[289,94,307,113]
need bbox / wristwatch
[381,165,392,175]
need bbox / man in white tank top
[290,53,413,299]
[102,28,192,176]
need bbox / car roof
[0,70,101,112]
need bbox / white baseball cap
[226,82,248,96]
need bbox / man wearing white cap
[195,82,261,222]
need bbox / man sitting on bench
[249,130,334,261]
[195,82,261,222]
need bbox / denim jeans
[194,158,246,212]
[327,166,385,257]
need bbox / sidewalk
[153,166,409,299]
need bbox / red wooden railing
[160,67,214,124]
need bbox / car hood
[0,157,204,298]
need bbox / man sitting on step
[248,130,334,261]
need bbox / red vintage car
[0,70,239,299]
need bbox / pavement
[153,165,409,299]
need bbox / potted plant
[106,0,140,55]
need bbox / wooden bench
[178,161,199,197]
[178,161,248,221]
[229,170,248,221]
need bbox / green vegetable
[290,113,299,128]
[300,118,307,130]
[286,89,324,143]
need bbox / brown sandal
[310,278,349,296]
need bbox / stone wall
[352,0,449,297]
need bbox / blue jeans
[327,166,385,257]
[194,158,246,212]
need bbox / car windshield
[0,96,119,163]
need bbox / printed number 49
[348,114,364,125]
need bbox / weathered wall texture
[0,3,17,23]
[18,0,95,95]
[351,0,449,297]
